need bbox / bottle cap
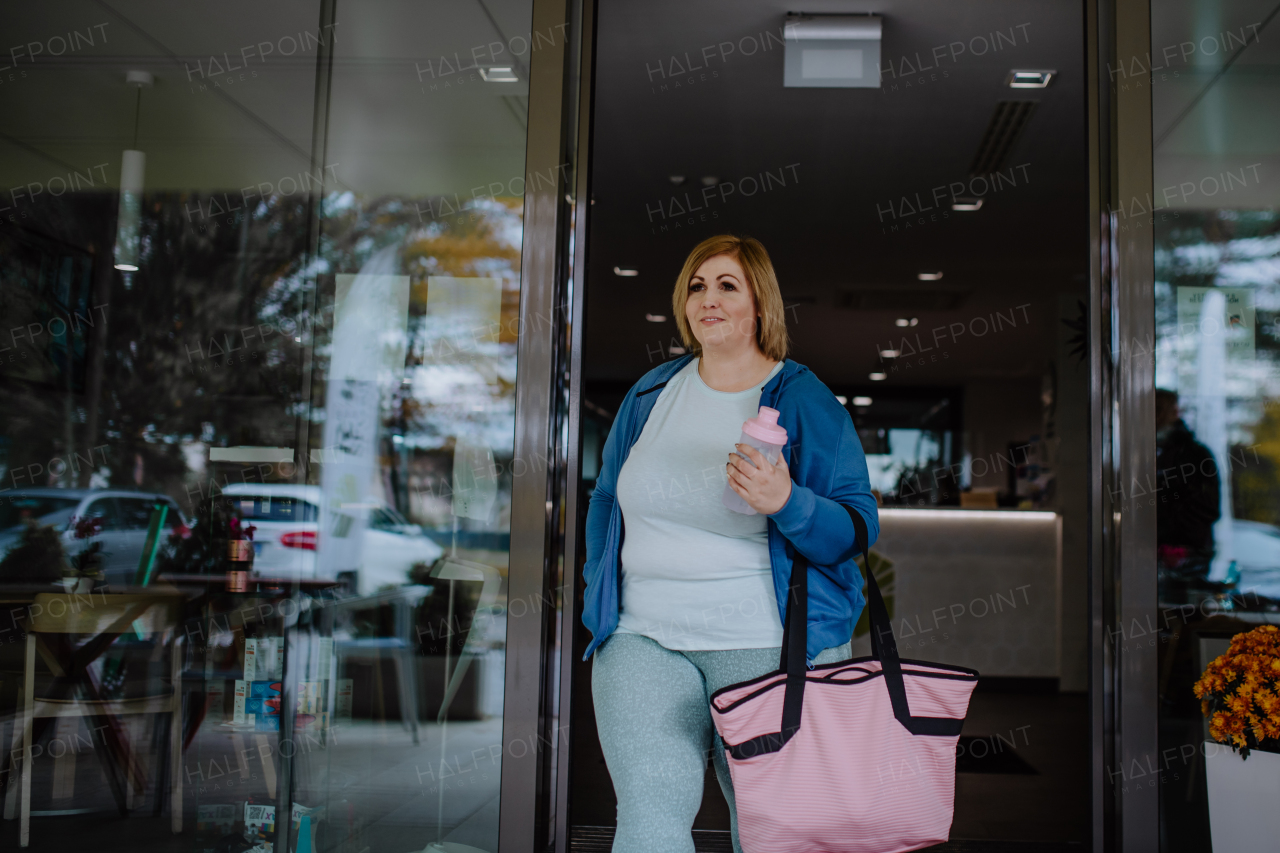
[742,406,788,445]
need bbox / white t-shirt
[613,357,786,650]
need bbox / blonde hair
[671,234,789,362]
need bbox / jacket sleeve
[767,407,880,586]
[583,389,633,586]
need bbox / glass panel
[1151,1,1280,848]
[0,2,534,850]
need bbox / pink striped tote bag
[710,505,978,853]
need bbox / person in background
[1155,389,1221,584]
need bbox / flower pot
[60,577,93,594]
[1205,740,1280,853]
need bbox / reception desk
[851,508,1062,679]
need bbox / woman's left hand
[727,445,793,515]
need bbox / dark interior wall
[581,0,1089,388]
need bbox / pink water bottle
[722,406,789,515]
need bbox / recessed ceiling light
[835,395,848,405]
[669,345,687,354]
[115,263,139,271]
[951,198,983,211]
[869,372,887,381]
[669,175,686,185]
[894,317,918,327]
[479,66,519,82]
[1006,70,1054,88]
[917,271,943,281]
[853,396,873,406]
[879,349,900,358]
[701,176,719,186]
[645,313,666,322]
[613,267,639,276]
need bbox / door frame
[509,0,1162,850]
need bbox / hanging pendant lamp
[114,70,153,272]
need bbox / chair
[15,592,183,847]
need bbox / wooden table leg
[171,635,182,834]
[21,632,35,848]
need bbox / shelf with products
[182,588,340,853]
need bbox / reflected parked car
[1230,519,1280,601]
[220,484,443,595]
[0,488,186,587]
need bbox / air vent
[836,286,969,311]
[968,101,1037,176]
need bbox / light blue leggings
[591,632,852,853]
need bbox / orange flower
[1195,625,1280,759]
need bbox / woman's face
[685,253,760,355]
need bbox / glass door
[1149,1,1280,849]
[0,2,542,851]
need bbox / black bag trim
[713,663,978,714]
[709,654,977,704]
[719,504,978,760]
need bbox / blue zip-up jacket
[581,354,880,665]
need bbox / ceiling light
[114,70,153,273]
[951,198,983,211]
[894,317,918,327]
[1006,70,1054,88]
[701,176,718,186]
[917,271,943,281]
[853,396,873,406]
[479,66,519,82]
[613,267,639,276]
[645,313,666,322]
[869,372,887,381]
[835,395,848,405]
[784,14,883,88]
[669,175,686,186]
[879,349,900,358]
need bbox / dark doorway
[571,0,1092,848]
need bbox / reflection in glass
[1151,0,1280,844]
[0,2,535,850]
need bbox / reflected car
[1230,519,1280,601]
[220,484,443,595]
[0,488,185,587]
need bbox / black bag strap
[843,504,965,737]
[724,504,962,760]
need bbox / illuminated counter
[850,508,1062,679]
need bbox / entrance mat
[955,735,1037,775]
[570,827,1083,852]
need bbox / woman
[582,234,880,853]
